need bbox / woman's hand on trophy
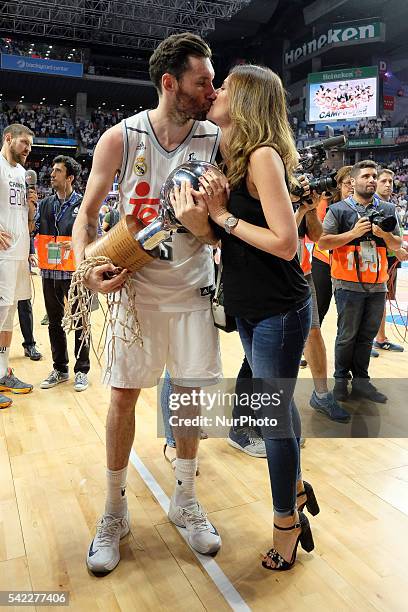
[195,169,230,223]
[170,180,210,236]
[84,262,129,294]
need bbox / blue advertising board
[1,54,83,78]
[33,137,77,147]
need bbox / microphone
[25,169,37,190]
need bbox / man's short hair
[350,159,377,178]
[378,168,395,179]
[149,32,211,94]
[2,123,34,143]
[52,155,81,182]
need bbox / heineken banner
[284,20,385,67]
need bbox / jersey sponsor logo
[72,206,79,216]
[188,152,197,161]
[135,142,146,151]
[129,181,160,225]
[133,156,147,176]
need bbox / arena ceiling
[1,0,406,109]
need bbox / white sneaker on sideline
[86,512,130,575]
[168,498,221,555]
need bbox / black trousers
[17,299,35,348]
[42,277,90,374]
[311,256,333,325]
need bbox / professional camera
[291,135,346,201]
[291,170,337,198]
[365,209,397,233]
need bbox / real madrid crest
[134,156,147,176]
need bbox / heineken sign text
[285,21,384,66]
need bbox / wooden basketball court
[1,272,408,611]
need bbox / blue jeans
[231,355,263,435]
[334,289,386,380]
[236,297,312,516]
[161,370,175,447]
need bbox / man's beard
[172,89,210,124]
[10,143,26,165]
[356,185,375,199]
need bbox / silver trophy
[137,160,224,251]
[85,161,223,272]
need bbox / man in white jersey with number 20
[0,124,36,409]
[73,33,226,575]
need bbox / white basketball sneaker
[168,498,221,555]
[86,512,130,575]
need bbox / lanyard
[53,190,78,224]
[345,196,377,219]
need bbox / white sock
[316,391,329,400]
[105,466,128,518]
[0,347,10,378]
[174,458,198,509]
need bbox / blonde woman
[172,65,318,570]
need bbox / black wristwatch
[224,215,239,234]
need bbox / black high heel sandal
[261,511,314,571]
[297,480,320,516]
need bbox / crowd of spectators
[76,109,133,150]
[1,95,408,226]
[0,102,74,139]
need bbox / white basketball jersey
[0,154,29,261]
[118,111,221,311]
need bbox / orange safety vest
[37,235,76,272]
[331,243,388,284]
[312,243,330,264]
[299,236,312,275]
[313,195,331,264]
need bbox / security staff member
[318,160,401,403]
[34,155,90,392]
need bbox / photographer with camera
[311,166,353,325]
[318,160,402,403]
[294,177,350,423]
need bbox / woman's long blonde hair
[222,64,298,189]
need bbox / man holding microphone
[0,124,36,408]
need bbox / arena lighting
[0,1,252,50]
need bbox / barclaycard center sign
[284,20,385,67]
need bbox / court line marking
[129,449,251,612]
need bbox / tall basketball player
[73,33,226,575]
[0,124,36,408]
